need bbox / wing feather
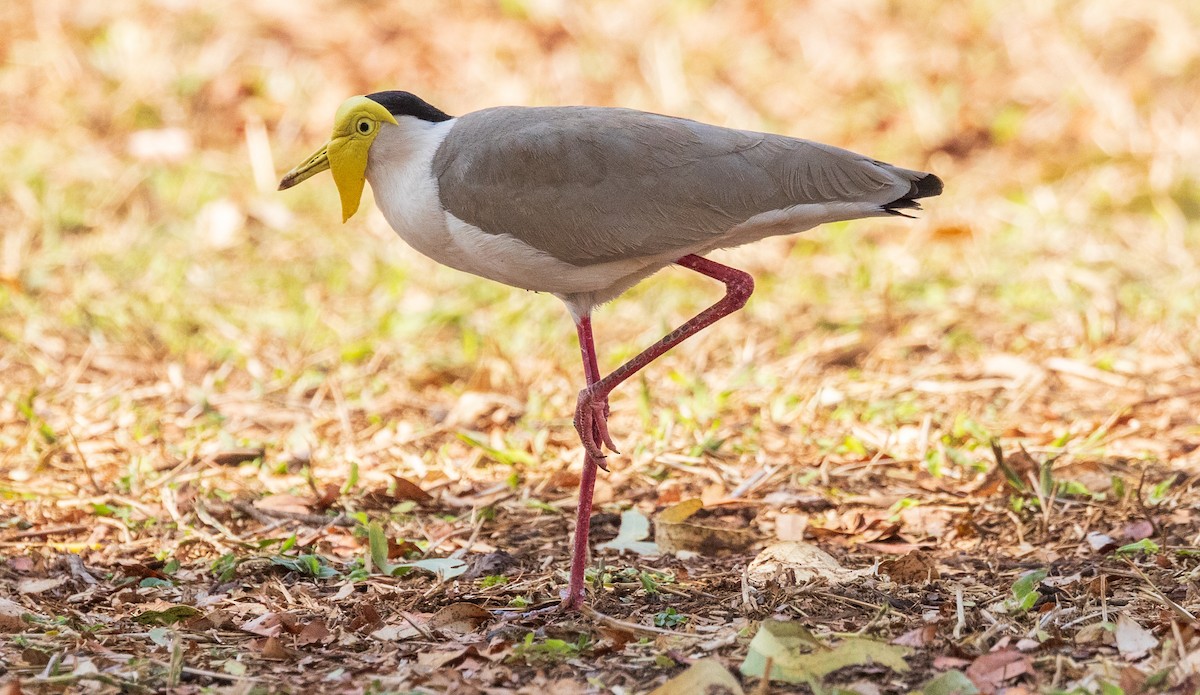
[432,106,915,266]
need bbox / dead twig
[230,500,354,528]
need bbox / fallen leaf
[892,624,937,648]
[259,636,291,660]
[297,620,330,646]
[745,541,865,588]
[1074,622,1116,646]
[17,577,69,595]
[256,494,312,514]
[880,550,940,584]
[965,649,1031,694]
[390,475,435,504]
[932,656,972,671]
[461,551,517,580]
[656,499,757,555]
[0,597,35,632]
[403,557,468,579]
[135,605,203,626]
[240,612,285,637]
[596,509,660,556]
[1006,569,1047,613]
[417,647,472,670]
[370,622,423,641]
[650,658,744,694]
[919,669,980,695]
[1085,532,1117,553]
[740,620,909,686]
[597,626,637,652]
[1122,519,1154,541]
[428,602,492,634]
[1114,614,1158,659]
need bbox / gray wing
[432,106,924,266]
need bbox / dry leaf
[0,597,34,632]
[417,647,472,670]
[1122,519,1154,541]
[746,541,865,588]
[256,494,313,514]
[740,620,910,685]
[1085,532,1117,553]
[241,612,284,637]
[597,626,637,652]
[1114,614,1158,659]
[879,550,940,584]
[597,509,660,556]
[650,658,744,695]
[297,619,331,646]
[390,475,435,504]
[428,602,492,634]
[259,636,291,660]
[892,624,937,648]
[965,649,1031,694]
[655,499,756,556]
[17,577,69,595]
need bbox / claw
[574,387,619,459]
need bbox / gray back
[432,106,907,266]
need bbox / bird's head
[278,96,398,222]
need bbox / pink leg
[563,315,605,609]
[562,254,754,609]
[574,254,754,460]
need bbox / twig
[2,524,90,541]
[398,610,436,640]
[1123,559,1196,622]
[23,672,153,693]
[66,428,103,495]
[954,586,966,639]
[580,605,697,637]
[230,500,354,528]
[752,656,774,695]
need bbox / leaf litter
[3,0,1200,693]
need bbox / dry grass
[2,0,1199,693]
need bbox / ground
[2,0,1200,693]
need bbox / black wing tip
[913,172,944,199]
[364,90,454,123]
[882,172,943,217]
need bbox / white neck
[364,116,457,258]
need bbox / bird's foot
[574,387,618,461]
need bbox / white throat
[365,116,457,262]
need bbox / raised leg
[562,254,754,609]
[574,254,754,459]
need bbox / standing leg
[562,254,754,610]
[563,314,605,609]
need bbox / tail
[882,170,944,219]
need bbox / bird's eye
[357,119,372,134]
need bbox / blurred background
[2,0,1199,499]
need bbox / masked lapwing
[279,91,943,610]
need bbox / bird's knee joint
[725,271,754,307]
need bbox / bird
[279,90,942,610]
